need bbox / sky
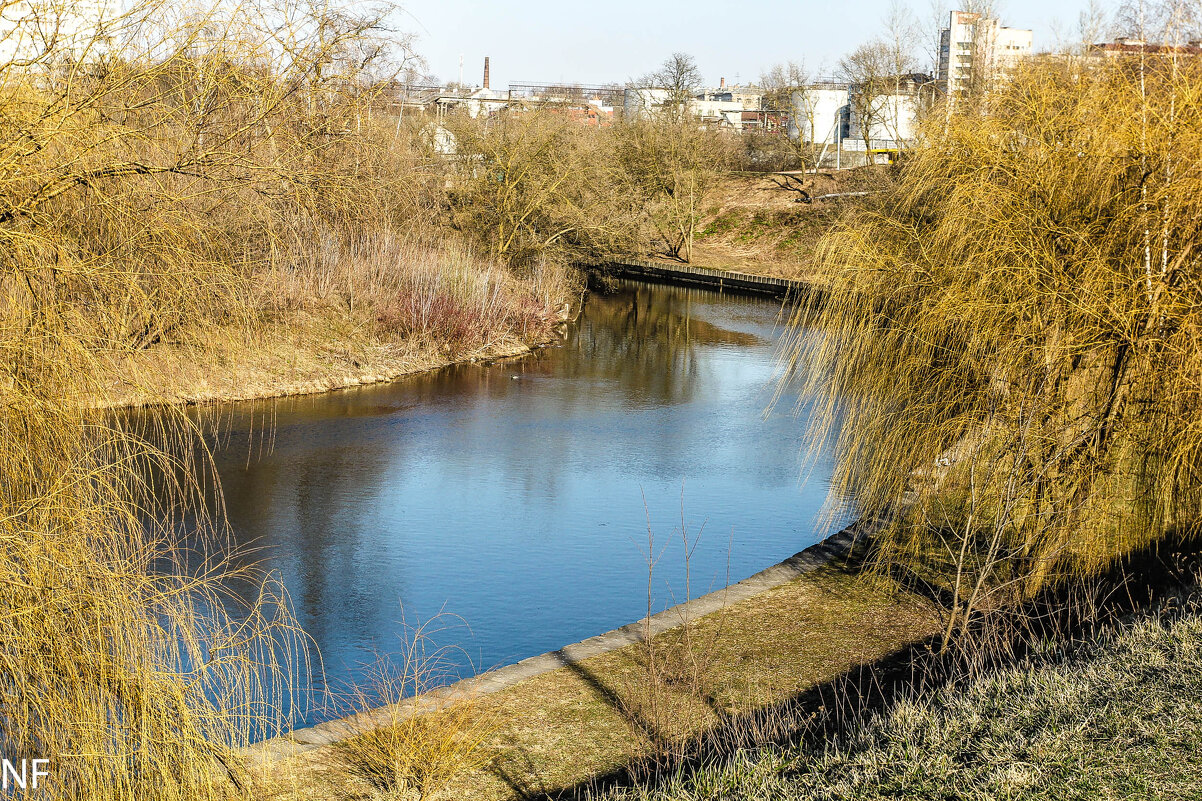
[399,0,1101,89]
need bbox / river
[183,278,844,725]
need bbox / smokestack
[483,56,490,89]
[720,77,725,89]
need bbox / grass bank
[99,238,578,408]
[262,567,939,800]
[592,593,1202,801]
[675,169,885,283]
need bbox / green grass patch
[597,602,1202,801]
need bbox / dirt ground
[663,167,888,282]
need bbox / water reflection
[173,279,842,723]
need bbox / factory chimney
[483,56,490,89]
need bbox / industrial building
[790,82,851,150]
[845,73,933,151]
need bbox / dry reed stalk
[614,498,733,773]
[324,615,497,801]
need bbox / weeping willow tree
[0,0,429,796]
[789,39,1202,646]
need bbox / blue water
[196,279,843,724]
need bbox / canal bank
[252,517,871,762]
[164,276,915,799]
[256,534,937,801]
[107,258,815,412]
[101,308,577,410]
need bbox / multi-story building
[622,87,674,118]
[937,10,1033,99]
[688,87,749,127]
[623,80,765,127]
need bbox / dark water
[191,279,844,724]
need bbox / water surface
[196,279,843,723]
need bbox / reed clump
[787,43,1202,647]
[326,619,497,801]
[263,233,572,357]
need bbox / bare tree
[883,2,925,143]
[760,60,808,111]
[611,118,730,262]
[444,109,644,263]
[839,40,894,156]
[761,60,827,168]
[637,52,703,121]
[923,0,951,75]
[1077,0,1112,48]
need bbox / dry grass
[272,568,937,801]
[99,236,576,407]
[686,170,887,281]
[593,592,1202,801]
[322,618,499,800]
[469,568,935,800]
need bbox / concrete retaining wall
[594,259,815,300]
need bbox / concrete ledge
[592,259,817,300]
[244,516,875,764]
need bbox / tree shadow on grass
[490,531,1202,801]
[485,633,938,801]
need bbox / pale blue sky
[400,0,1100,88]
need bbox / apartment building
[937,10,1033,98]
